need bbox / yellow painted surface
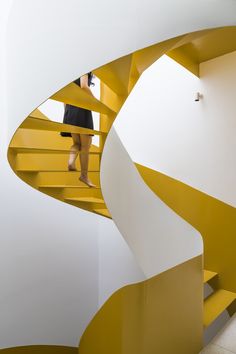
[167,27,236,76]
[136,164,236,311]
[20,116,106,136]
[0,346,77,354]
[204,289,236,327]
[204,270,218,284]
[51,82,115,115]
[79,256,203,354]
[93,208,111,218]
[94,54,132,95]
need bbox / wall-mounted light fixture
[194,92,203,101]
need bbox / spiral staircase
[5,26,236,354]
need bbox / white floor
[200,314,236,353]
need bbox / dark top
[61,72,94,136]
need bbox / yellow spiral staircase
[6,26,236,354]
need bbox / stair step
[204,289,236,327]
[17,169,100,173]
[39,185,100,189]
[94,208,111,218]
[21,116,106,136]
[204,270,218,283]
[65,197,104,203]
[29,108,49,120]
[10,147,101,155]
[10,129,102,152]
[51,82,116,115]
[94,54,132,96]
[15,152,100,172]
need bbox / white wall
[98,219,145,306]
[0,1,100,348]
[115,52,236,207]
[6,0,236,140]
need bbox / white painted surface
[201,314,236,353]
[101,128,202,277]
[98,218,145,306]
[0,1,100,347]
[213,314,236,353]
[0,157,100,348]
[6,0,236,139]
[115,52,236,207]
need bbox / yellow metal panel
[167,27,236,76]
[94,54,133,95]
[0,346,77,354]
[30,108,50,120]
[167,44,200,76]
[65,197,104,203]
[133,35,186,74]
[93,208,111,218]
[204,289,236,327]
[204,270,218,284]
[21,117,106,136]
[51,82,115,114]
[79,256,203,354]
[136,164,236,312]
[15,153,100,172]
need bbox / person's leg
[68,133,81,171]
[79,134,96,187]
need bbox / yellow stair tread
[29,108,49,120]
[21,116,107,136]
[94,54,132,95]
[204,289,236,327]
[51,82,116,115]
[94,208,111,218]
[204,270,218,283]
[39,185,100,189]
[65,197,104,203]
[10,147,101,154]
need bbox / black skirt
[61,73,94,137]
[61,104,94,137]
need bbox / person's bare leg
[68,133,81,171]
[79,134,96,187]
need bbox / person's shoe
[79,176,96,188]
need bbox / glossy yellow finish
[204,290,236,327]
[7,26,236,353]
[52,82,115,115]
[20,116,106,136]
[136,164,236,313]
[94,54,133,95]
[204,270,218,284]
[79,256,203,354]
[0,346,77,354]
[167,27,236,76]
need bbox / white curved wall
[101,128,202,277]
[6,0,236,140]
[114,52,236,207]
[0,1,99,348]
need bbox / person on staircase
[62,72,96,188]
